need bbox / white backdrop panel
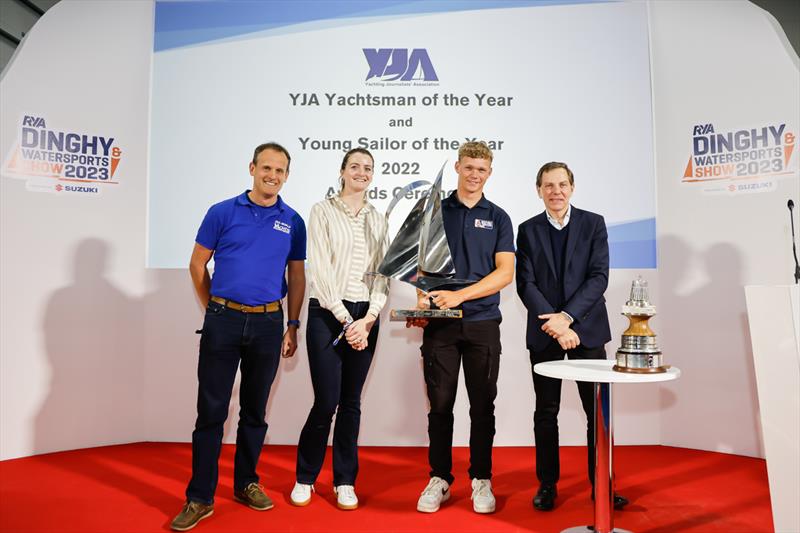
[148,1,656,270]
[2,0,796,461]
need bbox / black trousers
[422,319,501,484]
[530,341,606,486]
[295,299,378,486]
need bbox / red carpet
[0,443,772,533]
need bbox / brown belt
[210,296,281,313]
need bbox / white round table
[534,359,681,533]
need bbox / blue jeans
[186,299,283,504]
[295,299,378,486]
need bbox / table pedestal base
[561,527,633,533]
[555,384,636,533]
[533,360,680,533]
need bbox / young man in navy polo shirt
[171,142,306,531]
[411,141,515,515]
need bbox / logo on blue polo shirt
[273,220,291,234]
[474,219,493,230]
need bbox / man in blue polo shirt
[171,142,306,531]
[411,141,515,515]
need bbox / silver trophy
[375,163,474,321]
[613,277,669,373]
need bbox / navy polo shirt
[441,192,515,321]
[196,191,306,306]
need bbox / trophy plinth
[389,309,463,321]
[614,277,669,373]
[373,163,475,321]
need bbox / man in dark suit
[516,161,627,511]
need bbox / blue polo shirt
[442,191,515,321]
[196,191,306,306]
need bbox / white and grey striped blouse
[307,195,390,323]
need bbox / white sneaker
[290,482,313,506]
[416,476,450,513]
[334,485,358,510]
[471,478,496,513]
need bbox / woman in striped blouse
[290,148,389,510]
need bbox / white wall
[650,0,799,457]
[0,0,153,459]
[2,0,798,461]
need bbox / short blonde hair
[458,141,493,162]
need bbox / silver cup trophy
[613,277,669,373]
[373,163,475,321]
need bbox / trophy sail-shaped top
[374,161,477,318]
[377,163,456,286]
[376,191,426,284]
[418,165,455,277]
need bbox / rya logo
[363,48,438,81]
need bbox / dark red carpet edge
[0,444,773,533]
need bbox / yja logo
[363,48,438,82]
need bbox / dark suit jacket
[516,206,611,351]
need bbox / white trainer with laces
[471,478,496,513]
[334,485,358,510]
[416,476,451,513]
[290,482,314,506]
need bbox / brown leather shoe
[170,501,214,531]
[234,482,274,511]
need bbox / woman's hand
[345,314,376,350]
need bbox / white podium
[744,285,800,533]
[534,359,680,533]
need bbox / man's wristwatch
[287,319,301,328]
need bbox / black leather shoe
[613,493,629,510]
[533,484,557,511]
[591,489,629,510]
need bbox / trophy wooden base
[389,309,463,321]
[612,364,671,374]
